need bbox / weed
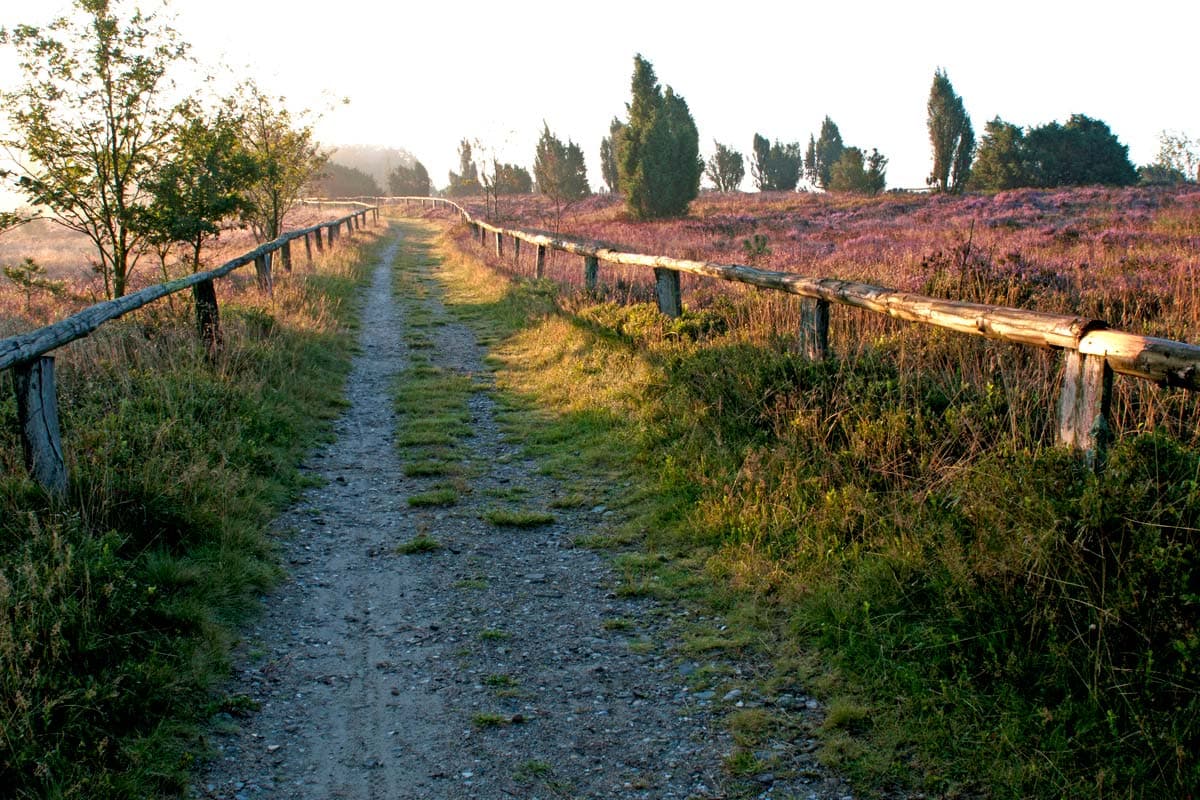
[478,628,510,641]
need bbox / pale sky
[2,0,1199,203]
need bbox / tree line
[442,59,1197,222]
[0,0,331,299]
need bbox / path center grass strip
[0,229,381,798]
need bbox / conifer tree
[927,69,974,192]
[617,55,702,219]
[705,141,744,192]
[803,117,844,189]
[599,117,625,193]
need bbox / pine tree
[534,123,590,228]
[804,117,844,189]
[751,134,802,191]
[599,117,625,193]
[927,69,974,192]
[617,55,702,219]
[705,141,744,192]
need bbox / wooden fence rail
[380,195,1200,466]
[1,204,378,495]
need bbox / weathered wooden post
[798,298,830,360]
[584,256,599,292]
[315,226,325,253]
[654,267,682,318]
[513,237,521,263]
[254,252,273,295]
[193,279,222,358]
[280,240,293,272]
[535,245,546,279]
[304,232,314,264]
[14,356,67,497]
[329,224,339,246]
[479,226,487,246]
[1057,351,1112,468]
[495,231,504,259]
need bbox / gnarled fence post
[495,231,504,259]
[535,245,546,279]
[1057,350,1113,469]
[654,267,682,318]
[14,356,67,497]
[798,298,830,360]
[304,232,314,265]
[280,240,293,272]
[254,252,273,295]
[193,278,222,359]
[584,256,599,292]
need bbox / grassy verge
[0,230,381,798]
[419,215,1199,800]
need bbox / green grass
[406,487,459,507]
[481,508,556,528]
[419,217,1200,799]
[478,628,510,640]
[0,227,381,798]
[396,534,441,554]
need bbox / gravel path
[193,225,854,800]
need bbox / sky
[2,0,1199,206]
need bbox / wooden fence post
[584,256,599,292]
[14,356,67,497]
[1057,350,1113,468]
[254,252,273,295]
[535,245,546,279]
[329,224,339,246]
[280,240,293,272]
[193,278,222,358]
[654,267,682,318]
[798,298,830,360]
[513,238,521,263]
[479,226,487,246]
[495,231,504,259]
[304,232,314,264]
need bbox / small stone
[722,689,743,702]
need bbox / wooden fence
[0,203,378,495]
[384,195,1200,467]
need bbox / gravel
[192,227,856,799]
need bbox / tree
[310,162,381,197]
[705,141,744,192]
[1024,114,1137,187]
[387,160,431,196]
[828,147,888,194]
[446,139,481,197]
[234,81,326,243]
[599,117,625,193]
[969,117,1028,191]
[927,69,974,192]
[618,54,703,220]
[0,0,188,298]
[751,134,802,191]
[804,117,845,190]
[1149,131,1199,183]
[136,104,258,275]
[534,124,589,228]
[492,163,533,194]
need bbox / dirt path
[194,225,853,800]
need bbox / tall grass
[434,188,1200,798]
[0,226,378,797]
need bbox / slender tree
[705,141,745,192]
[0,0,188,298]
[447,139,481,197]
[599,117,625,193]
[234,81,326,243]
[927,69,975,192]
[618,54,702,219]
[804,117,845,189]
